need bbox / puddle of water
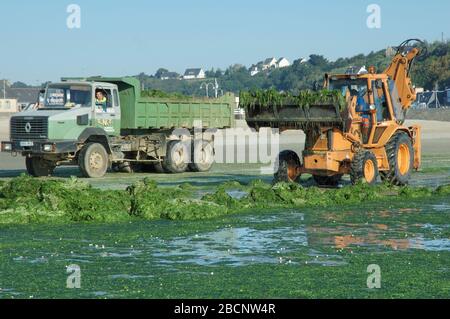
[409,237,450,251]
[431,204,450,212]
[226,190,248,199]
[152,226,309,267]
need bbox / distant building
[261,57,278,70]
[345,65,368,75]
[160,71,180,80]
[0,99,18,113]
[277,57,290,68]
[386,46,396,57]
[249,65,260,76]
[249,57,292,76]
[183,68,206,80]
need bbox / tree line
[135,41,450,96]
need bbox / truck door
[94,87,119,136]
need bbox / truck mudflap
[1,140,78,154]
[409,125,421,170]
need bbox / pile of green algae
[0,175,449,225]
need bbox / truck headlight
[43,144,55,152]
[1,142,12,152]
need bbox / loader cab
[328,75,399,145]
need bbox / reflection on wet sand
[307,221,449,251]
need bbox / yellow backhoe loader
[244,39,425,186]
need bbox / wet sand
[1,114,450,179]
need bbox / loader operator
[95,90,108,112]
[355,88,370,142]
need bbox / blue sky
[0,0,449,84]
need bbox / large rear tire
[78,143,109,178]
[381,132,413,186]
[162,140,189,173]
[26,157,56,177]
[188,140,214,172]
[350,150,378,185]
[273,150,301,183]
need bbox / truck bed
[132,96,234,130]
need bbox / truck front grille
[10,116,48,140]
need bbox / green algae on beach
[0,175,449,225]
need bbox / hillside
[136,41,450,96]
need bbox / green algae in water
[1,175,450,225]
[127,178,229,220]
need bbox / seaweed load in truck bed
[240,88,347,130]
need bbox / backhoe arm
[383,47,421,110]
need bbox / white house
[261,58,278,70]
[249,65,260,76]
[277,57,290,68]
[345,65,368,75]
[183,68,206,80]
[160,72,180,80]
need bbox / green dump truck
[1,77,235,178]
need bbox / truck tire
[162,140,189,173]
[78,142,109,178]
[153,162,166,173]
[26,157,56,177]
[313,174,343,187]
[273,150,301,183]
[350,150,378,185]
[112,162,133,173]
[381,132,413,186]
[189,140,214,172]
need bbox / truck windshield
[329,78,368,97]
[44,84,92,108]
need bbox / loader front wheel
[350,151,378,185]
[382,132,413,186]
[273,150,301,183]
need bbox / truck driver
[95,90,107,112]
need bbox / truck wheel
[313,174,343,187]
[382,132,413,186]
[78,142,109,178]
[153,162,166,173]
[273,150,301,183]
[189,140,214,172]
[163,140,189,173]
[112,162,133,173]
[26,157,56,177]
[350,151,378,185]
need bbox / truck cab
[1,80,122,177]
[2,76,235,178]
